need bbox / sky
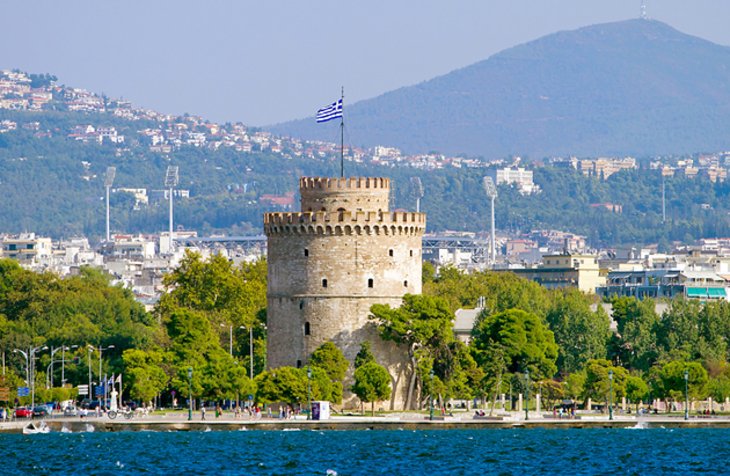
[2,1,730,126]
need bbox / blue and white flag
[316,98,343,123]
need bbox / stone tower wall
[265,177,425,410]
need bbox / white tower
[483,176,498,266]
[104,166,116,242]
[164,166,179,252]
[411,177,424,213]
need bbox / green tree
[122,348,169,403]
[546,288,610,374]
[625,375,649,412]
[650,361,708,407]
[581,359,628,410]
[610,297,660,371]
[471,308,558,380]
[370,294,455,410]
[352,362,392,416]
[310,342,348,404]
[354,341,376,369]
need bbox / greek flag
[316,98,343,123]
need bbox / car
[14,407,33,418]
[63,406,78,417]
[32,406,50,417]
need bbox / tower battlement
[264,210,425,229]
[299,176,391,213]
[299,176,390,191]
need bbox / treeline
[2,108,730,245]
[3,254,730,413]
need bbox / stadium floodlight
[104,167,116,242]
[165,166,179,252]
[483,176,497,266]
[411,177,424,212]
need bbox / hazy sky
[2,1,729,126]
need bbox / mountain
[270,19,730,158]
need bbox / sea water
[0,428,728,475]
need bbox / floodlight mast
[411,177,424,213]
[165,166,179,252]
[104,167,116,242]
[483,176,498,266]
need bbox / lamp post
[14,345,48,410]
[61,344,78,386]
[89,344,114,405]
[429,369,435,421]
[524,370,530,420]
[306,366,312,420]
[188,367,193,421]
[684,368,689,421]
[608,369,614,421]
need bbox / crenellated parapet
[299,176,391,213]
[264,210,426,236]
[299,176,390,191]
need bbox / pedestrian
[201,405,206,420]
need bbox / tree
[351,362,392,416]
[310,342,348,404]
[610,297,660,372]
[471,308,558,380]
[370,294,454,410]
[625,375,649,412]
[581,359,628,406]
[122,349,168,403]
[650,361,708,408]
[354,341,376,369]
[546,288,610,374]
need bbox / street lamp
[684,369,689,420]
[306,366,312,420]
[429,369,435,421]
[88,344,115,406]
[61,345,78,386]
[13,345,48,410]
[608,369,614,421]
[188,367,193,421]
[525,370,530,421]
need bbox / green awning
[686,287,708,298]
[708,288,726,298]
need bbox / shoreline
[3,413,730,433]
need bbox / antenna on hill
[165,165,179,252]
[482,176,497,267]
[640,0,648,20]
[411,177,424,212]
[661,172,666,224]
[104,166,116,242]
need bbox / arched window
[304,248,309,257]
[299,300,304,310]
[404,280,408,287]
[322,278,328,288]
[304,322,311,335]
[296,360,302,368]
[368,278,374,288]
[389,249,394,257]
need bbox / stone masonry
[264,177,426,409]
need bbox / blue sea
[1,428,728,475]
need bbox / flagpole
[340,86,344,178]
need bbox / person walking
[201,405,206,420]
